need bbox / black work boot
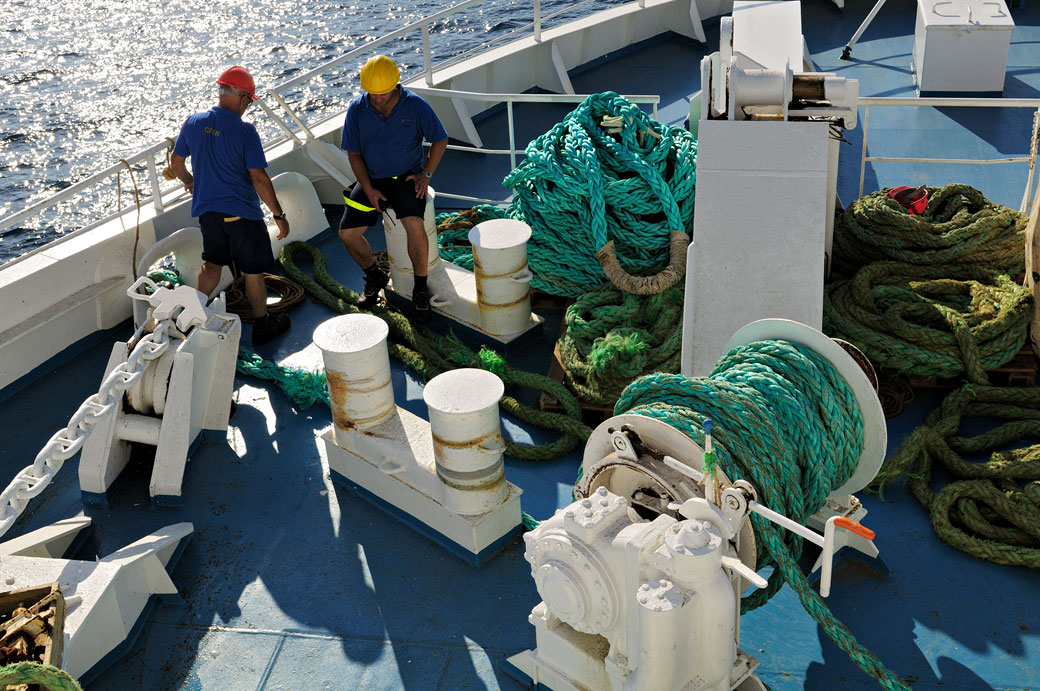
[252,311,291,346]
[412,284,432,324]
[359,267,390,309]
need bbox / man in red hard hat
[338,54,448,323]
[170,66,292,345]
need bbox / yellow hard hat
[360,55,400,95]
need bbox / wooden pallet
[906,347,1038,389]
[530,289,575,312]
[539,338,616,427]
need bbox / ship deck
[2,1,1039,689]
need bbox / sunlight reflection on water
[0,0,606,262]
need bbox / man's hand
[170,153,193,195]
[364,184,388,211]
[406,172,430,200]
[274,218,289,240]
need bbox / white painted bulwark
[913,0,1014,93]
[313,314,395,433]
[682,119,830,377]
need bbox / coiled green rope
[272,241,592,461]
[832,184,1026,277]
[503,92,696,297]
[614,340,908,691]
[874,382,1040,567]
[824,261,1031,382]
[0,662,82,691]
[435,205,509,270]
[557,281,684,405]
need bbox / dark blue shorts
[199,212,276,274]
[339,176,427,230]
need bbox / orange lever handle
[835,516,875,540]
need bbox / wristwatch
[422,169,433,178]
[273,213,287,221]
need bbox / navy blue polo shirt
[341,88,448,180]
[173,107,267,220]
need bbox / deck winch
[78,278,241,506]
[315,313,523,564]
[508,319,890,690]
[381,191,544,347]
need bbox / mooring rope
[824,261,1031,383]
[874,382,1040,568]
[613,340,908,691]
[832,184,1026,277]
[0,662,82,691]
[503,91,696,297]
[557,280,684,405]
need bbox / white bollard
[313,314,395,436]
[469,219,534,336]
[383,189,439,297]
[423,368,509,516]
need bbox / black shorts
[199,212,276,274]
[339,176,427,230]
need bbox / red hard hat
[216,66,258,100]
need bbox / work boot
[252,311,291,346]
[412,284,432,325]
[359,267,390,309]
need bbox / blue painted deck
[2,2,1039,689]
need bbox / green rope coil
[832,184,1026,277]
[503,92,696,297]
[874,382,1040,567]
[274,241,593,461]
[435,205,509,270]
[613,340,909,691]
[824,261,1031,383]
[0,662,83,691]
[557,281,684,405]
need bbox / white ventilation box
[913,0,1015,93]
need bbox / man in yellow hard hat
[338,54,448,323]
[170,66,292,345]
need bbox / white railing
[858,97,1040,212]
[0,0,628,265]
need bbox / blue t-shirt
[173,107,267,220]
[340,88,448,180]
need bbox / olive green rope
[557,281,684,405]
[502,91,696,297]
[824,261,1031,383]
[613,341,908,691]
[273,241,592,461]
[832,184,1026,277]
[873,382,1040,567]
[0,662,82,691]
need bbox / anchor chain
[0,320,174,538]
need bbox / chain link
[0,319,174,538]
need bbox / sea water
[0,0,609,264]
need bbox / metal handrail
[409,86,660,172]
[857,96,1040,211]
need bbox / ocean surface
[0,0,613,264]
